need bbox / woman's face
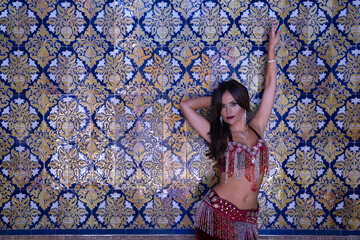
[220,91,245,127]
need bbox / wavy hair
[207,79,251,163]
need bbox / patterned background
[0,0,359,234]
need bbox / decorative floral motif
[46,2,86,45]
[267,121,300,163]
[94,96,136,141]
[0,1,38,45]
[336,48,360,93]
[0,50,39,94]
[162,147,185,187]
[25,73,60,115]
[208,48,232,85]
[318,0,347,17]
[73,74,109,114]
[0,82,13,108]
[141,1,184,45]
[314,24,350,67]
[287,48,328,93]
[74,182,109,211]
[287,98,327,141]
[336,2,360,44]
[190,1,230,45]
[312,121,349,163]
[221,0,250,18]
[0,98,40,141]
[1,193,41,229]
[75,122,109,162]
[285,195,326,229]
[188,49,212,92]
[169,25,204,49]
[258,191,278,228]
[335,97,360,141]
[120,168,158,210]
[47,96,89,141]
[268,0,299,18]
[264,169,299,211]
[333,145,360,189]
[48,143,91,188]
[1,147,41,188]
[28,0,57,20]
[26,74,60,115]
[94,143,136,187]
[143,49,183,92]
[95,49,136,94]
[334,195,360,230]
[287,1,328,44]
[0,173,15,208]
[26,169,62,210]
[73,25,109,67]
[274,74,301,116]
[26,121,58,163]
[0,34,12,61]
[285,146,326,188]
[215,25,251,65]
[310,169,348,211]
[276,26,302,68]
[94,1,136,45]
[75,0,105,19]
[47,50,88,93]
[313,73,351,115]
[238,2,275,44]
[0,127,14,158]
[186,135,215,188]
[142,191,183,228]
[49,192,89,229]
[95,191,135,228]
[25,24,62,68]
[237,50,266,94]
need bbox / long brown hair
[207,80,251,163]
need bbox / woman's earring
[244,111,247,123]
[220,116,223,126]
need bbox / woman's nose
[226,106,231,114]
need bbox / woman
[180,21,280,240]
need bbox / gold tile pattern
[0,0,359,236]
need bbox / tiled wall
[0,0,359,235]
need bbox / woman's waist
[212,180,259,210]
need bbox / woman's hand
[268,20,281,50]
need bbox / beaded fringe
[195,193,259,240]
[224,141,268,191]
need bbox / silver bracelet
[267,60,277,63]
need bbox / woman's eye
[230,102,237,107]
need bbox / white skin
[220,92,247,142]
[180,21,281,209]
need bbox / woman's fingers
[271,20,280,35]
[268,20,281,48]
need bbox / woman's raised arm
[180,97,211,143]
[250,21,281,136]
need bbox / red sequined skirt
[195,189,259,240]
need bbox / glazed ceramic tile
[0,0,359,234]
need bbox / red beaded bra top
[219,125,268,191]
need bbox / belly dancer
[180,21,280,240]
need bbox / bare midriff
[212,172,265,210]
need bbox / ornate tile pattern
[0,0,359,235]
